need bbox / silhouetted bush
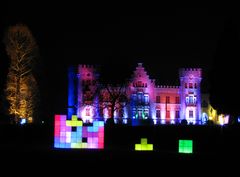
[206,120,214,126]
[181,119,188,125]
[106,118,115,126]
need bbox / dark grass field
[0,124,239,174]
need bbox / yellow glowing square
[141,144,147,150]
[141,138,148,145]
[82,143,88,148]
[135,144,141,151]
[72,115,78,121]
[147,144,153,150]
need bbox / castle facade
[68,63,204,125]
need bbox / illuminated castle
[68,63,206,125]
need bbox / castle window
[189,96,194,104]
[166,110,170,118]
[166,96,170,104]
[86,108,90,116]
[138,109,143,119]
[99,107,103,117]
[137,81,142,87]
[193,96,196,104]
[145,83,147,87]
[175,97,180,104]
[137,92,143,104]
[156,96,160,103]
[189,110,193,118]
[194,83,197,88]
[132,108,136,119]
[156,110,161,118]
[87,73,90,77]
[144,109,149,118]
[132,94,137,102]
[189,83,193,88]
[185,83,188,88]
[175,111,180,118]
[144,94,149,104]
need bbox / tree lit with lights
[3,24,39,124]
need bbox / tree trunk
[111,102,115,120]
[15,75,20,123]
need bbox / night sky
[1,5,240,122]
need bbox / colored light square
[135,144,141,151]
[55,115,60,122]
[141,138,148,145]
[179,140,193,154]
[72,115,78,121]
[54,115,104,149]
[135,138,153,151]
[147,144,153,150]
[98,121,104,127]
[88,127,93,132]
[60,115,67,122]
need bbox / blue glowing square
[54,142,60,148]
[93,121,98,127]
[98,121,104,127]
[87,127,93,132]
[65,143,71,148]
[93,126,98,132]
[59,143,66,148]
[77,127,82,132]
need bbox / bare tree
[3,24,39,124]
[100,84,129,124]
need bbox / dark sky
[1,5,240,121]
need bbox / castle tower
[76,65,99,122]
[68,66,78,119]
[179,68,202,124]
[129,63,156,125]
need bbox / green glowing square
[179,140,193,154]
[141,138,148,145]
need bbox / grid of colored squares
[54,115,104,149]
[135,138,153,151]
[178,140,193,153]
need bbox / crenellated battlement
[77,64,97,80]
[179,68,202,78]
[156,85,180,89]
[78,64,95,69]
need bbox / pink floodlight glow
[81,106,94,123]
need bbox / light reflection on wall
[80,105,94,123]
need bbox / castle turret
[76,64,99,122]
[68,66,78,119]
[179,68,202,124]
